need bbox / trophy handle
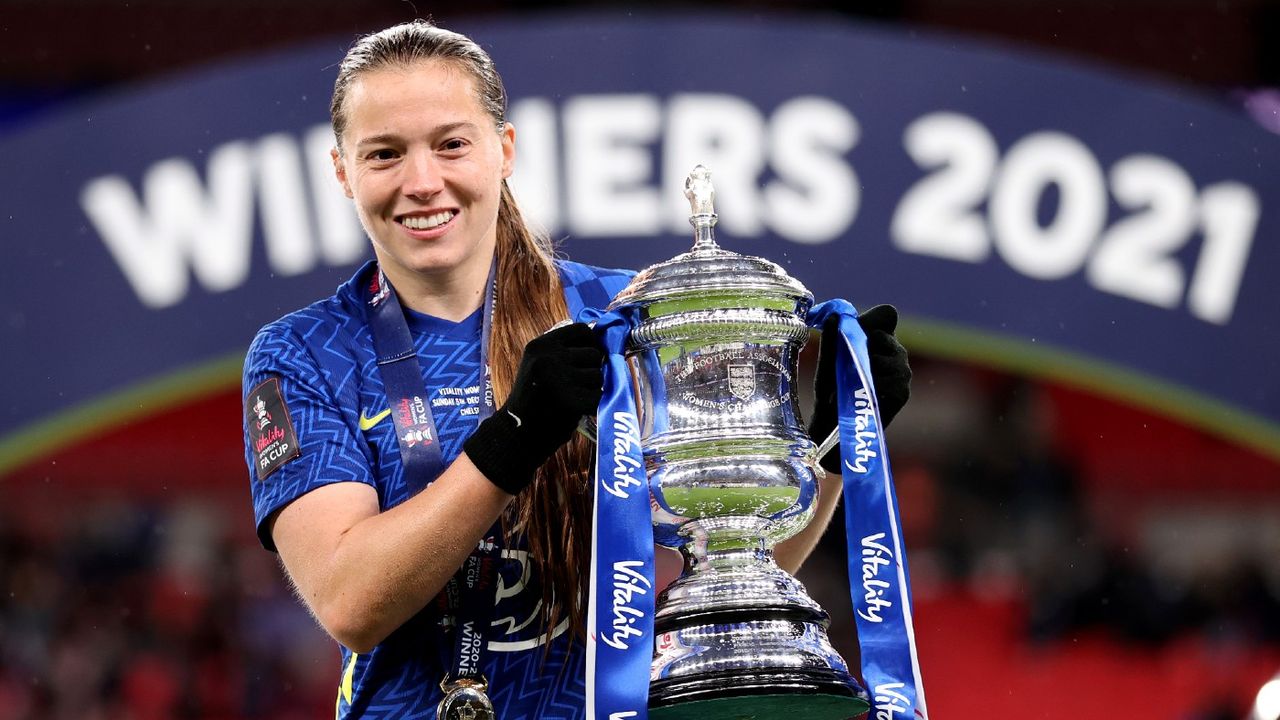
[814,428,840,474]
[577,415,598,443]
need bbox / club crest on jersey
[246,377,300,480]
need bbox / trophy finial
[684,165,718,251]
[685,165,715,216]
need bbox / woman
[241,19,910,719]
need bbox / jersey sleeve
[242,321,377,551]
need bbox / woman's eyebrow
[354,133,402,150]
[355,122,481,150]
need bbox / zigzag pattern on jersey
[246,260,635,717]
[412,325,483,462]
[342,635,437,719]
[244,306,377,550]
[486,634,586,720]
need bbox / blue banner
[2,12,1278,471]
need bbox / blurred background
[2,1,1279,718]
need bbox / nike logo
[359,408,391,431]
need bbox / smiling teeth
[402,211,454,230]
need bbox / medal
[438,678,495,720]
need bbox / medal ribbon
[366,260,497,494]
[807,299,928,720]
[579,306,653,720]
[443,550,501,688]
[363,259,503,699]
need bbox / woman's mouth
[399,210,457,230]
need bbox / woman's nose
[402,151,444,198]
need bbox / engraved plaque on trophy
[606,167,871,719]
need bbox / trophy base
[650,552,868,720]
[649,668,870,720]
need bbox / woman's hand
[809,304,912,473]
[464,322,604,495]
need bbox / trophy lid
[608,166,812,309]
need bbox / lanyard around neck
[364,258,504,688]
[364,260,498,497]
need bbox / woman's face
[333,60,514,295]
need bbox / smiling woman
[239,20,638,719]
[235,20,914,720]
[330,59,515,320]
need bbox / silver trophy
[607,167,870,719]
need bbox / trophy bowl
[606,167,870,719]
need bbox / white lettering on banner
[990,132,1107,281]
[81,142,256,309]
[81,123,363,309]
[602,560,651,650]
[87,93,863,310]
[609,713,639,720]
[662,94,767,237]
[257,132,318,276]
[891,110,1261,325]
[511,93,860,245]
[764,96,860,244]
[891,112,996,264]
[564,94,663,236]
[302,124,367,266]
[874,682,910,720]
[82,97,1261,326]
[506,98,560,234]
[845,387,878,474]
[604,412,644,499]
[857,532,894,623]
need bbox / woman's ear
[331,147,354,199]
[500,122,516,179]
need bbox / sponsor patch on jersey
[246,376,301,480]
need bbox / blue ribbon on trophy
[583,306,655,720]
[809,299,929,720]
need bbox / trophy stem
[689,213,719,254]
[656,538,825,632]
[684,539,770,574]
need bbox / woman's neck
[380,259,491,322]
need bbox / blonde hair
[332,20,595,645]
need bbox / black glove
[464,323,603,495]
[809,304,912,474]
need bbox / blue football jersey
[242,259,635,719]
